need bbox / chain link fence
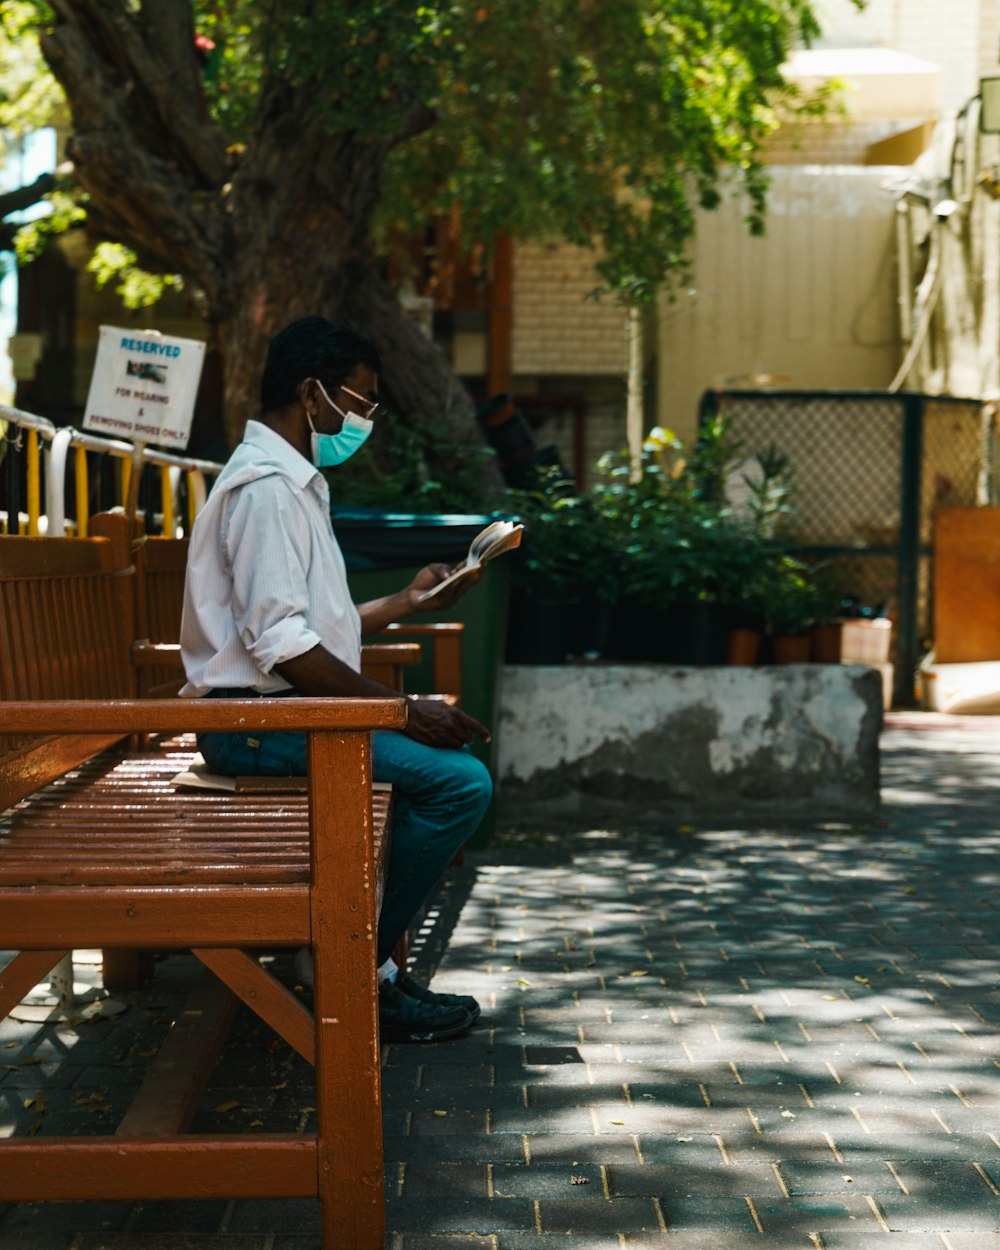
[707,389,995,704]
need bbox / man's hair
[260,317,381,412]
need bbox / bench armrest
[131,642,184,669]
[377,622,464,700]
[361,643,421,667]
[0,697,407,735]
[379,622,465,637]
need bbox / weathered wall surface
[496,664,882,826]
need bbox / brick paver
[2,714,1000,1247]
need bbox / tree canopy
[10,0,837,295]
[2,0,850,481]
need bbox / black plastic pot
[665,599,732,665]
[604,596,671,661]
[505,590,581,664]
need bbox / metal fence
[0,405,222,537]
[706,389,995,704]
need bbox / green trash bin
[333,507,513,848]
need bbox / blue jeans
[197,701,492,964]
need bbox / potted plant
[589,418,773,664]
[810,581,848,662]
[505,476,618,663]
[587,440,684,660]
[722,446,802,665]
[720,534,776,665]
[761,556,827,663]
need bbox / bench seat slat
[0,743,390,887]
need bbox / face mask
[305,379,374,467]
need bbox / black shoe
[378,978,475,1043]
[395,970,481,1022]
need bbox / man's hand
[406,562,483,613]
[404,695,491,749]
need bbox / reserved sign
[83,326,206,450]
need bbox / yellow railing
[0,404,223,537]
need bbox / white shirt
[180,420,361,696]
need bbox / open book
[417,519,524,603]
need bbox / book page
[417,521,523,603]
[469,520,508,563]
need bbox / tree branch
[39,14,229,300]
[0,174,56,222]
[48,0,228,190]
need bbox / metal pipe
[1,406,222,535]
[120,455,132,511]
[160,464,175,538]
[626,306,644,483]
[75,445,89,537]
[895,200,914,349]
[889,223,943,393]
[0,405,56,436]
[26,429,40,535]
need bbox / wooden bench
[0,517,404,1249]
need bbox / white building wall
[657,167,901,443]
[812,0,984,113]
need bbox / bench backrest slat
[0,524,136,806]
[130,534,189,696]
[137,536,188,643]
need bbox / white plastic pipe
[45,427,73,537]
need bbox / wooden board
[934,507,1000,662]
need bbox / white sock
[377,957,399,986]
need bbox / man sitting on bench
[180,316,492,1043]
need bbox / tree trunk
[340,266,505,501]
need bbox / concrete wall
[496,664,883,827]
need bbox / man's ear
[298,377,319,416]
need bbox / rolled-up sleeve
[224,478,322,674]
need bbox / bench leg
[309,731,385,1250]
[0,950,69,1018]
[102,948,154,991]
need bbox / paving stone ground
[2,712,1000,1248]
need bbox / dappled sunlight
[4,723,1000,1240]
[389,724,1000,1237]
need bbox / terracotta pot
[771,633,813,664]
[726,627,762,666]
[811,621,843,663]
